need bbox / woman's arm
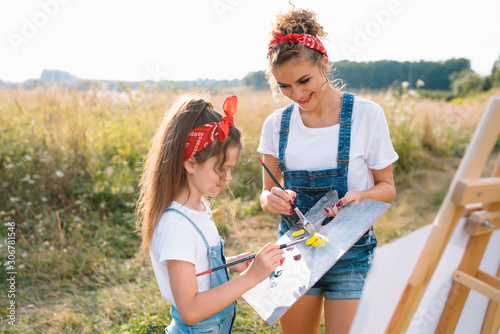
[343,164,396,204]
[259,154,296,215]
[360,164,396,203]
[168,243,283,325]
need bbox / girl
[137,94,284,333]
[258,8,399,334]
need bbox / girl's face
[189,146,240,198]
[272,57,329,111]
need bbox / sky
[1,0,499,83]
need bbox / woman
[258,8,398,334]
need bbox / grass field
[1,86,499,333]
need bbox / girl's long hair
[136,93,241,257]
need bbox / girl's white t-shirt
[150,201,220,307]
[257,96,399,191]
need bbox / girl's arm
[167,243,283,325]
[259,154,296,215]
[226,252,253,274]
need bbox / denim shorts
[306,227,377,299]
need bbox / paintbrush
[195,237,309,277]
[257,156,318,236]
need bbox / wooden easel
[386,96,500,333]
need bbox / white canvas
[351,217,500,334]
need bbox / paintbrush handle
[257,157,286,193]
[258,156,298,211]
[195,238,308,277]
[196,253,256,277]
[257,157,318,234]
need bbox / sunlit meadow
[0,85,498,333]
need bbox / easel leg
[436,233,492,333]
[481,264,500,334]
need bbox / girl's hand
[263,187,297,216]
[245,243,284,283]
[324,190,365,217]
[228,252,253,273]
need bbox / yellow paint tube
[292,229,305,237]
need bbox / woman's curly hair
[271,8,326,39]
[267,8,342,94]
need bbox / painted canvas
[242,190,391,325]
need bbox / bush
[450,69,485,96]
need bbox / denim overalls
[165,208,236,334]
[277,92,377,299]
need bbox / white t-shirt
[257,96,399,192]
[150,201,220,307]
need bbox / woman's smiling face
[272,57,329,110]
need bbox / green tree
[242,71,268,90]
[449,69,484,96]
[491,55,500,87]
[332,58,470,91]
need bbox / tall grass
[1,86,497,333]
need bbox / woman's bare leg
[324,299,359,334]
[280,294,324,334]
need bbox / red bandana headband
[267,32,328,57]
[183,95,237,161]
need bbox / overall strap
[164,208,210,249]
[278,103,295,173]
[337,92,355,172]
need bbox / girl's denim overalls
[277,92,377,299]
[165,208,236,333]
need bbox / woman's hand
[324,165,396,218]
[259,154,297,216]
[324,190,365,217]
[262,187,297,216]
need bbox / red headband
[183,95,237,161]
[268,32,328,57]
